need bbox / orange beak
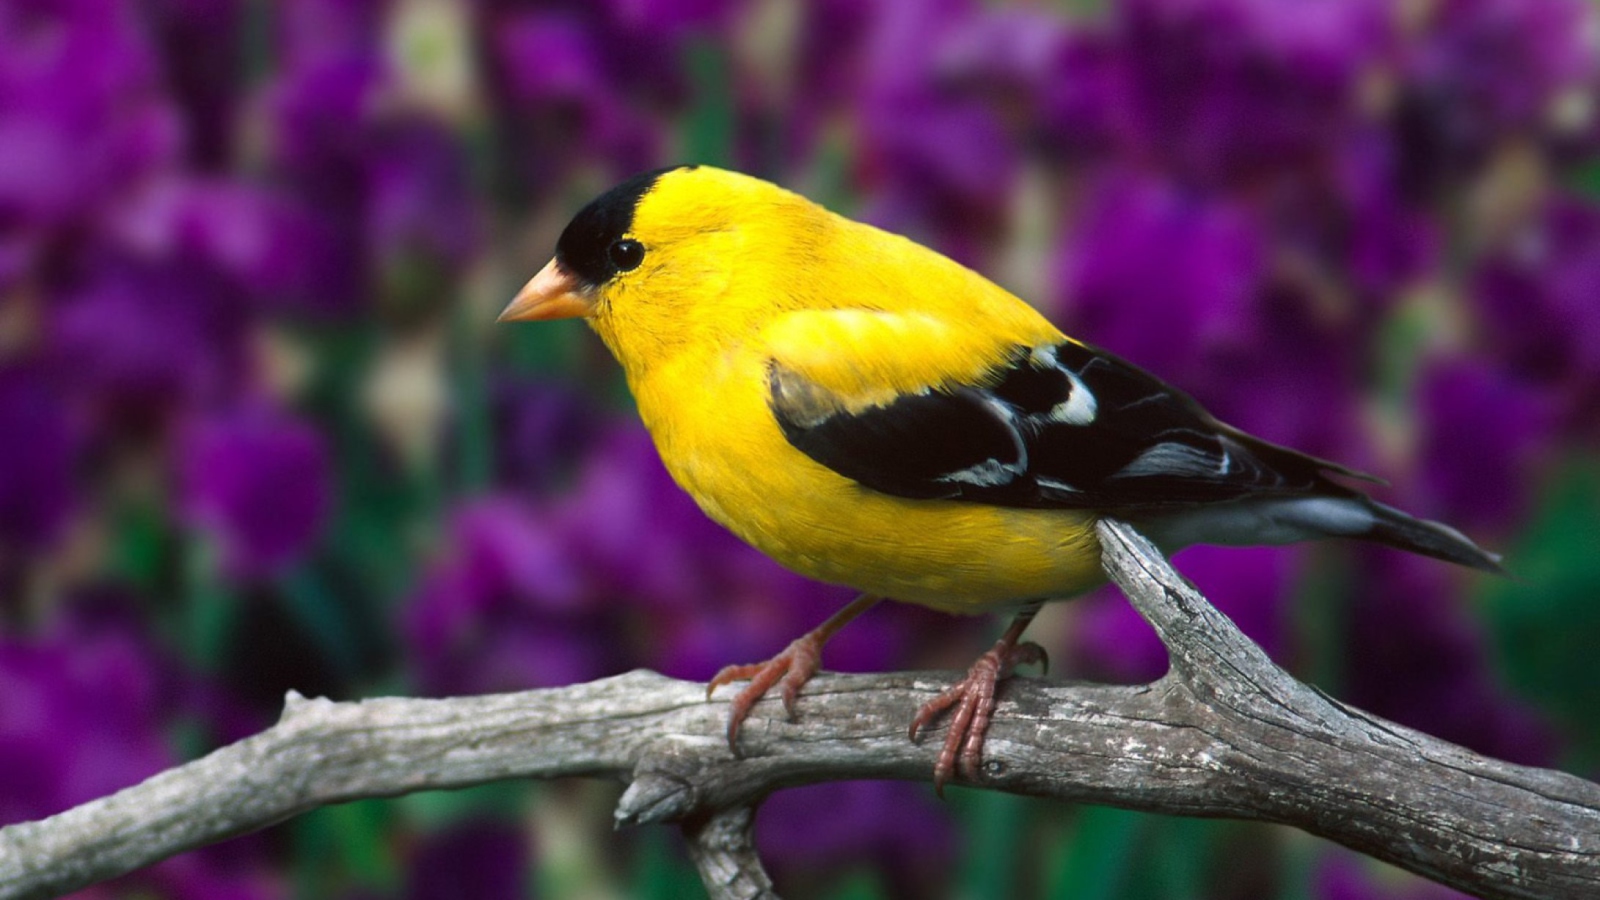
[497,258,594,322]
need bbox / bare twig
[0,520,1595,899]
[682,807,778,900]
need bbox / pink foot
[707,632,826,753]
[909,639,1047,795]
[706,594,881,755]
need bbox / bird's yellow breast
[631,337,1105,614]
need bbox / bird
[499,165,1502,793]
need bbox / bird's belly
[667,442,1106,613]
[635,352,1106,612]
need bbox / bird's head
[501,165,829,380]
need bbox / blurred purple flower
[1035,30,1125,162]
[1344,552,1557,767]
[1069,585,1167,685]
[107,176,355,316]
[1202,291,1372,465]
[645,550,906,684]
[1473,193,1600,435]
[598,0,737,37]
[489,378,598,495]
[277,0,389,69]
[1057,171,1268,382]
[1399,0,1599,177]
[0,590,280,896]
[858,95,1016,262]
[405,818,528,900]
[267,52,388,195]
[1323,129,1442,303]
[408,427,733,695]
[1111,0,1392,184]
[179,401,334,580]
[132,853,283,900]
[1058,171,1373,462]
[453,499,594,615]
[1071,544,1300,683]
[138,0,247,167]
[0,365,76,551]
[545,426,891,681]
[933,6,1070,101]
[0,612,172,824]
[485,9,659,188]
[493,12,607,105]
[262,6,480,315]
[1413,356,1554,536]
[851,0,971,100]
[403,496,600,695]
[546,426,735,613]
[853,0,1019,260]
[0,0,181,289]
[263,38,389,231]
[366,120,482,275]
[408,422,912,695]
[793,0,879,110]
[480,0,734,189]
[1038,0,1432,306]
[50,261,248,435]
[759,781,956,895]
[1315,848,1472,900]
[594,0,739,99]
[878,97,1010,204]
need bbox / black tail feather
[1362,500,1505,574]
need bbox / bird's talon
[780,670,809,719]
[708,631,832,751]
[916,616,1045,796]
[908,687,960,743]
[707,661,762,698]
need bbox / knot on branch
[617,736,730,826]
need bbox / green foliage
[1481,461,1600,770]
[629,829,707,900]
[293,800,404,898]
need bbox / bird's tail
[1133,495,1505,574]
[1360,499,1505,574]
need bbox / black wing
[769,340,1367,512]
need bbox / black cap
[554,166,688,288]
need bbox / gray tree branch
[0,520,1594,899]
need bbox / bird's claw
[910,640,1047,795]
[707,634,825,753]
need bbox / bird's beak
[498,259,594,322]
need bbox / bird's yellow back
[590,167,1063,396]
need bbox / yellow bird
[500,165,1500,791]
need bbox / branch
[1,520,1596,900]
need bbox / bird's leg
[707,593,882,753]
[909,601,1047,795]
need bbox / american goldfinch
[500,166,1501,792]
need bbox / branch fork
[2,521,1596,900]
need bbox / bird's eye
[608,238,645,272]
